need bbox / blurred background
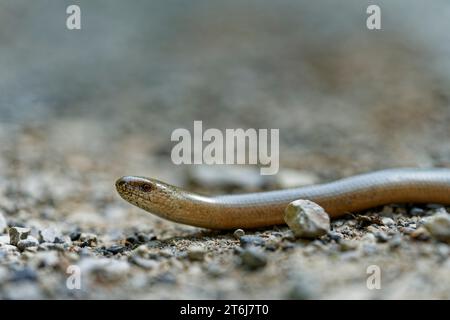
[2,0,450,175]
[0,0,450,299]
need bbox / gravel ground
[1,1,450,299]
[1,121,450,299]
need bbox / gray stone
[17,236,39,251]
[327,231,343,242]
[410,226,431,241]
[239,235,265,247]
[38,228,63,243]
[284,200,330,238]
[381,217,395,226]
[240,247,267,270]
[374,231,390,243]
[423,212,450,243]
[187,245,206,261]
[362,233,376,243]
[79,233,97,246]
[366,225,378,234]
[159,248,173,258]
[9,227,31,246]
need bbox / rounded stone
[284,200,330,239]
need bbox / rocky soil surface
[1,122,450,299]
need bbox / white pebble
[284,200,330,239]
[381,217,395,226]
[423,212,450,243]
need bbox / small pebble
[79,233,97,246]
[9,227,31,246]
[374,231,389,243]
[423,213,450,243]
[361,233,376,243]
[366,225,379,234]
[410,226,431,241]
[134,244,150,257]
[327,231,343,242]
[264,239,279,251]
[381,217,395,226]
[284,200,330,239]
[17,236,39,251]
[281,242,295,250]
[137,232,156,243]
[69,231,81,241]
[106,245,126,255]
[160,248,173,258]
[147,240,162,248]
[239,247,267,270]
[239,235,265,247]
[233,229,245,239]
[38,228,62,243]
[187,245,206,261]
[356,215,382,227]
[125,235,139,245]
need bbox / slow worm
[115,168,450,229]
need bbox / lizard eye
[139,183,153,193]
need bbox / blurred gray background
[1,0,450,174]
